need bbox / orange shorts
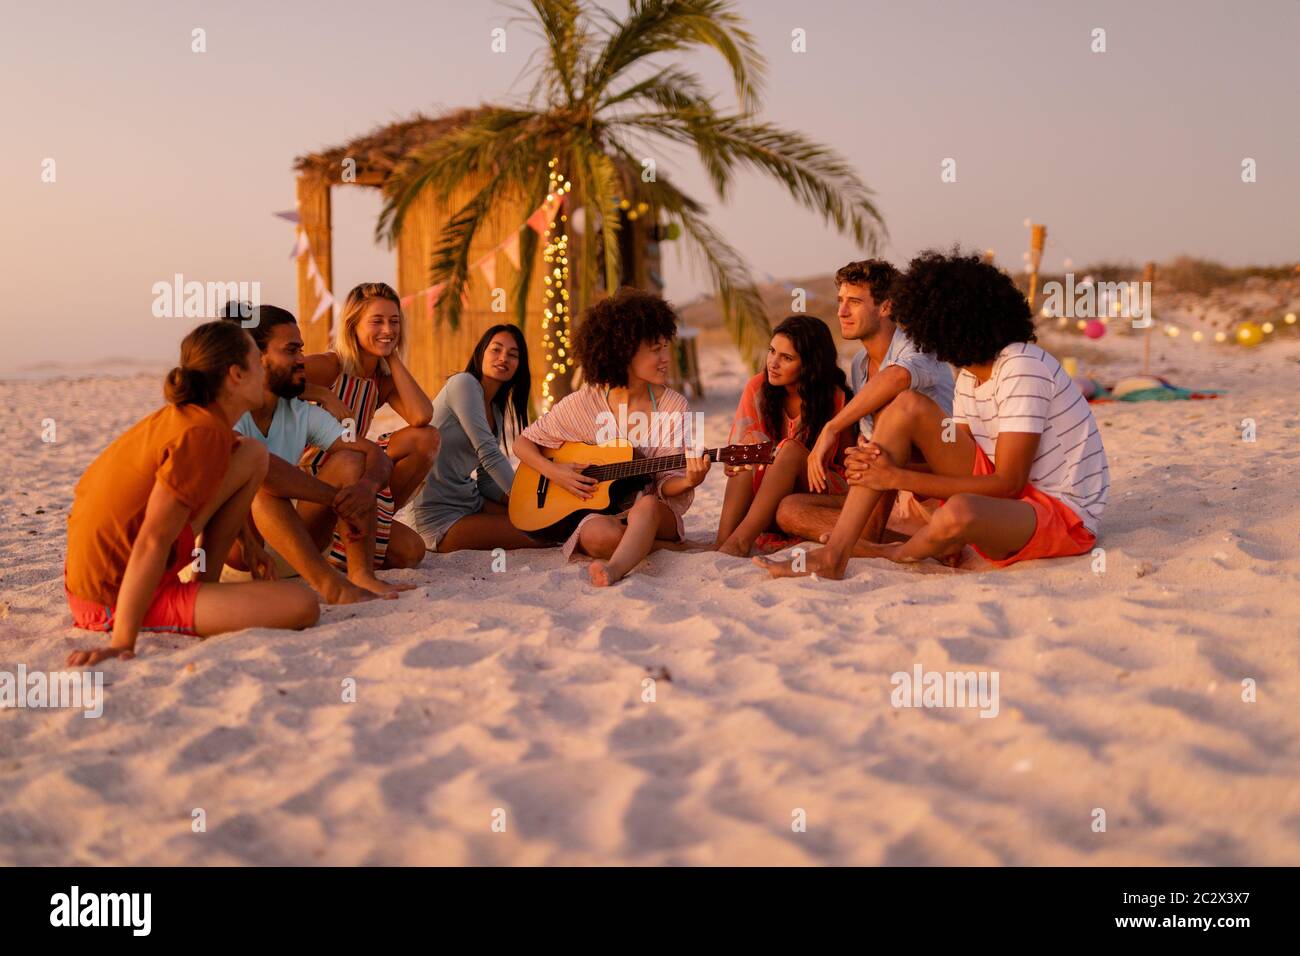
[65,525,201,635]
[965,446,1096,568]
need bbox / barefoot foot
[752,545,849,580]
[320,577,390,604]
[588,560,624,587]
[716,533,755,558]
[351,572,416,595]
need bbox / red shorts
[966,446,1096,568]
[66,525,202,635]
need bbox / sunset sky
[3,0,1296,373]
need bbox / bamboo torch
[1142,261,1156,375]
[1027,223,1047,311]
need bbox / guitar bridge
[536,474,549,509]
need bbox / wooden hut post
[296,173,333,352]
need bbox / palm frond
[377,108,540,243]
[587,0,765,112]
[616,112,886,249]
[507,0,589,108]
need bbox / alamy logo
[594,409,706,456]
[890,664,1000,718]
[151,273,261,322]
[1040,274,1152,329]
[50,886,151,936]
[0,665,103,718]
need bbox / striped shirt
[953,342,1108,534]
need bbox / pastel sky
[3,0,1296,373]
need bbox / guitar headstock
[714,442,775,467]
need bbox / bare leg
[190,438,268,583]
[384,424,440,509]
[192,580,320,634]
[583,497,678,587]
[251,491,386,605]
[718,440,809,557]
[437,505,552,553]
[381,520,427,569]
[299,450,410,594]
[873,493,1037,565]
[758,391,976,580]
[714,469,757,546]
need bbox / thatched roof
[294,107,496,187]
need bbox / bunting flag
[526,195,562,235]
[502,232,520,270]
[278,190,563,323]
[424,283,445,313]
[310,289,334,324]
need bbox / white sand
[2,326,1299,865]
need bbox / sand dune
[2,328,1298,865]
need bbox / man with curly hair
[513,288,711,586]
[759,249,1108,579]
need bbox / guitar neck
[584,448,718,483]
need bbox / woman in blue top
[407,325,552,553]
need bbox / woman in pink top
[514,290,710,587]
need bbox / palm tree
[377,0,885,378]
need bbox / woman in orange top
[716,315,855,556]
[64,321,321,666]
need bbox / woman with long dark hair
[716,314,855,556]
[406,324,549,552]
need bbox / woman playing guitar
[512,289,711,587]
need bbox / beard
[268,365,306,399]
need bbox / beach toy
[1084,319,1105,339]
[1061,356,1079,377]
[1235,321,1263,347]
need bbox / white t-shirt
[234,397,345,463]
[952,342,1108,534]
[850,327,955,438]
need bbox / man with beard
[225,305,412,603]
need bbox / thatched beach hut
[293,108,667,405]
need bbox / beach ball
[1084,319,1106,339]
[1235,321,1263,347]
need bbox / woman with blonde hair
[302,282,440,570]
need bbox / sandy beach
[2,321,1299,866]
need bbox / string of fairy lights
[1046,301,1298,346]
[539,158,572,408]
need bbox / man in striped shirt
[758,249,1108,579]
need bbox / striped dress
[300,367,396,569]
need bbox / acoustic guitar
[508,441,775,539]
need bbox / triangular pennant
[478,255,496,289]
[290,231,309,259]
[502,232,521,270]
[310,289,334,324]
[400,295,414,309]
[306,255,320,282]
[273,209,301,224]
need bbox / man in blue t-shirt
[779,259,955,546]
[226,305,409,604]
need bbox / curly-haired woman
[759,249,1109,580]
[715,314,855,556]
[512,288,711,587]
